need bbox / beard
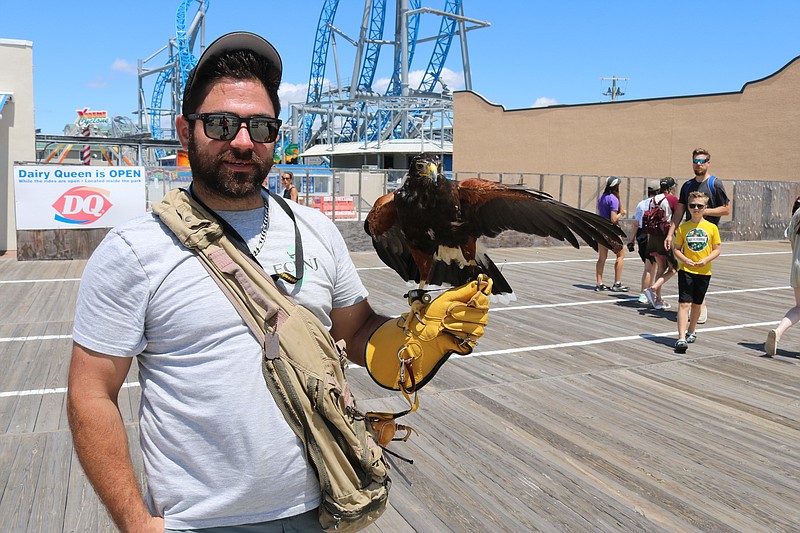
[187,129,274,199]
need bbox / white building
[1,38,35,253]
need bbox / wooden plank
[0,434,46,532]
[27,432,72,531]
[2,240,800,532]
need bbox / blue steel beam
[418,0,459,93]
[340,0,387,140]
[366,0,420,141]
[304,0,340,143]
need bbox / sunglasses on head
[692,158,709,164]
[186,113,282,143]
[688,203,706,209]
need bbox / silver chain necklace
[251,197,270,256]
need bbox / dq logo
[52,186,113,225]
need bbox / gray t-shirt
[72,192,368,529]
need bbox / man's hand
[365,276,492,391]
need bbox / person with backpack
[66,32,490,533]
[643,177,679,310]
[630,183,660,304]
[595,176,629,292]
[665,148,731,323]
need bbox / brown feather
[364,153,626,297]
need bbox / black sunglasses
[186,113,282,143]
[688,203,706,209]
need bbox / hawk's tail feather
[426,253,514,300]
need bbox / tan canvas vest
[152,188,390,532]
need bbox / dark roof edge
[455,54,800,113]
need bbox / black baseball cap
[660,177,676,189]
[182,31,282,108]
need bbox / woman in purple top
[595,176,629,292]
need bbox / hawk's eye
[416,162,426,170]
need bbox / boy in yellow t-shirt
[672,191,722,353]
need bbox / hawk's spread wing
[457,179,625,252]
[364,192,420,283]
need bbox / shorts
[635,229,650,263]
[677,270,711,305]
[645,231,668,259]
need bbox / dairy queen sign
[14,165,146,230]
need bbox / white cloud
[532,97,558,107]
[111,58,137,75]
[279,81,310,113]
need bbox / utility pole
[601,76,629,101]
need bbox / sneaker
[686,332,697,344]
[697,304,707,324]
[611,282,629,292]
[656,298,671,310]
[594,284,611,291]
[674,339,688,354]
[644,288,657,307]
[638,294,649,304]
[765,329,778,356]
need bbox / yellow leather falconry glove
[365,275,492,393]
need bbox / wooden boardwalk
[1,240,798,532]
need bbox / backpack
[153,189,390,533]
[642,195,670,235]
[680,175,717,207]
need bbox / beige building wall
[0,39,36,253]
[453,56,800,182]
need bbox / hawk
[365,153,625,300]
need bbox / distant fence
[15,165,800,259]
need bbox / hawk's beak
[427,162,438,180]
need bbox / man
[281,170,298,201]
[665,148,730,323]
[67,32,485,532]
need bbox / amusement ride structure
[133,0,488,165]
[137,0,209,159]
[290,0,488,161]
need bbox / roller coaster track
[372,0,458,141]
[304,0,340,143]
[149,66,174,146]
[364,0,420,141]
[417,0,459,93]
[303,1,464,148]
[339,0,387,140]
[149,0,208,154]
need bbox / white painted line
[355,250,789,271]
[0,381,139,399]
[494,286,791,312]
[0,286,791,344]
[0,278,81,284]
[0,334,73,343]
[2,320,779,397]
[464,321,780,358]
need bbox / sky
[2,0,799,135]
